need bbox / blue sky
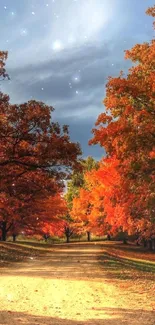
[0,0,154,160]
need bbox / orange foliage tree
[21,193,68,241]
[71,157,123,239]
[65,157,99,240]
[89,7,155,242]
[71,188,93,239]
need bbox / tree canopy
[0,52,81,241]
[70,6,155,243]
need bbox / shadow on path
[1,243,154,283]
[0,307,155,325]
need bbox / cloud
[4,0,126,71]
[1,0,154,159]
[57,115,105,160]
[4,41,130,106]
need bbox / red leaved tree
[89,7,155,242]
[0,53,81,240]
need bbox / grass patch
[98,242,155,281]
[0,241,50,267]
[100,252,155,273]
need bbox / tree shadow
[101,242,155,258]
[0,307,154,325]
[0,246,105,281]
[98,252,155,275]
[0,242,102,270]
[0,242,154,283]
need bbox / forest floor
[0,241,155,325]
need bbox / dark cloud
[57,116,105,159]
[5,41,131,107]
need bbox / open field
[0,241,155,325]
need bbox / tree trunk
[136,239,140,246]
[87,231,91,242]
[107,234,111,241]
[66,235,70,243]
[143,239,147,248]
[148,239,153,251]
[64,227,72,243]
[152,239,155,251]
[43,234,49,242]
[1,221,7,241]
[123,238,127,244]
[13,234,16,242]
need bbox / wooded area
[0,6,155,249]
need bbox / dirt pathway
[0,242,154,325]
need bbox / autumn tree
[21,193,68,242]
[62,214,75,243]
[0,53,81,241]
[71,157,122,241]
[65,156,98,240]
[85,157,129,241]
[89,6,155,244]
[66,156,98,207]
[71,188,92,240]
[0,51,9,80]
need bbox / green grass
[99,252,155,274]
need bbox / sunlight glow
[52,40,63,51]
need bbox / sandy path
[0,242,154,325]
